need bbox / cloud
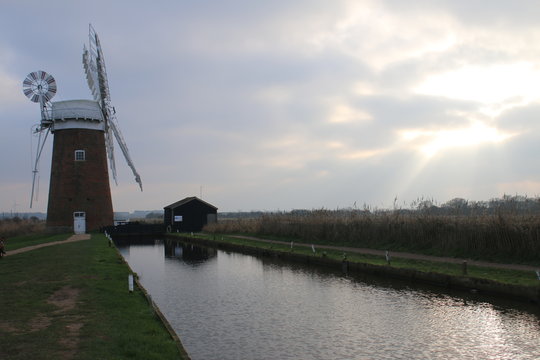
[309,1,459,71]
[3,1,540,213]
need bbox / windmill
[22,25,142,232]
[22,70,56,208]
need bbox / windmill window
[75,150,86,161]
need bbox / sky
[2,1,540,213]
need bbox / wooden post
[128,274,134,293]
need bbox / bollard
[128,274,134,293]
[462,260,468,275]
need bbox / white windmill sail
[83,24,143,191]
[83,29,117,185]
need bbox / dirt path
[232,235,540,272]
[5,234,92,256]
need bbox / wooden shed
[164,197,218,232]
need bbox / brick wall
[46,128,113,231]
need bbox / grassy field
[187,233,540,288]
[0,233,188,360]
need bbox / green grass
[4,233,71,251]
[186,233,540,288]
[0,233,187,360]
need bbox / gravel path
[231,235,540,272]
[5,234,92,256]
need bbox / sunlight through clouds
[400,122,517,158]
[4,1,540,212]
[309,1,458,70]
[339,148,386,160]
[415,62,540,105]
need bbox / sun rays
[400,122,517,158]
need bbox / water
[116,239,540,360]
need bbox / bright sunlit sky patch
[415,62,540,105]
[400,122,517,158]
[2,0,540,213]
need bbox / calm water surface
[116,239,540,360]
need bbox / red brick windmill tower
[22,25,142,233]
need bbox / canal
[116,238,540,360]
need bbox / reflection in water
[164,240,217,265]
[116,240,540,360]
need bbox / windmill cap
[50,100,105,131]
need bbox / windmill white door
[73,212,86,234]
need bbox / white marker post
[128,274,134,293]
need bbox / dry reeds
[205,207,540,262]
[0,217,45,238]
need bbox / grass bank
[174,233,540,302]
[0,233,189,360]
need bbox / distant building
[164,197,218,232]
[113,212,130,226]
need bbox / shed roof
[164,196,218,210]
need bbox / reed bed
[0,217,45,238]
[205,210,540,263]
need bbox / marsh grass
[205,210,540,265]
[0,218,45,238]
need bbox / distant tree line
[407,195,540,216]
[145,212,163,219]
[218,195,540,219]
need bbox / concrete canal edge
[174,235,540,305]
[111,240,192,360]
